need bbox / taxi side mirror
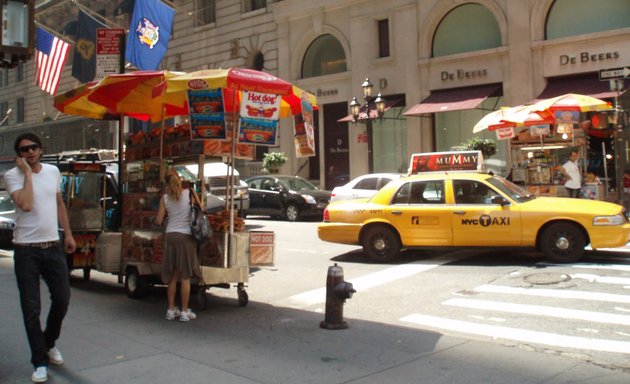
[491,195,510,206]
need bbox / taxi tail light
[323,208,330,222]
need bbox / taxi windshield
[486,176,536,203]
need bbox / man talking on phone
[4,133,76,383]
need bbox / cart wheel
[237,286,248,307]
[197,287,208,311]
[125,268,148,299]
[83,267,91,281]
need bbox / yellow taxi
[318,171,630,263]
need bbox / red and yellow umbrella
[531,93,613,113]
[160,68,317,118]
[54,70,184,122]
[472,105,554,133]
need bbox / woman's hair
[165,170,182,200]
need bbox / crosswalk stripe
[443,298,630,326]
[400,314,630,354]
[571,273,630,285]
[474,284,630,304]
[286,255,458,306]
[540,262,630,272]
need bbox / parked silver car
[330,173,402,202]
[0,190,16,248]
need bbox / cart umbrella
[531,93,613,113]
[53,70,184,122]
[160,68,317,118]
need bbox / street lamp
[350,78,386,173]
[0,108,13,126]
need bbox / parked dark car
[244,175,331,221]
[0,190,16,248]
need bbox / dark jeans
[14,244,70,368]
[566,187,581,198]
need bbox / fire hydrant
[320,263,356,330]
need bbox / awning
[338,99,403,122]
[403,84,501,116]
[533,73,624,102]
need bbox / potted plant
[464,137,498,159]
[262,152,288,173]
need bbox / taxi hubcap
[374,238,386,251]
[555,236,570,250]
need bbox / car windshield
[0,191,15,212]
[277,177,318,191]
[486,176,536,203]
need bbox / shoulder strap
[189,188,202,208]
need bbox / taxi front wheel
[362,225,401,263]
[540,222,585,263]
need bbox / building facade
[1,0,629,190]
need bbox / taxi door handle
[391,210,403,215]
[453,210,466,215]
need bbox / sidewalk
[1,253,629,384]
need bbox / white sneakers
[32,366,47,383]
[47,347,64,365]
[32,347,63,382]
[179,308,197,322]
[165,307,181,320]
[166,307,197,322]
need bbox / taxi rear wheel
[540,222,585,263]
[362,225,401,263]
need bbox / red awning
[338,99,403,122]
[533,73,624,102]
[403,84,501,116]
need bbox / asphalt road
[1,218,630,383]
[244,218,630,371]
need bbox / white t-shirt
[562,160,581,189]
[5,163,61,243]
[164,189,192,235]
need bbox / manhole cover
[524,272,571,285]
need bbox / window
[196,0,216,25]
[378,19,390,58]
[453,180,495,204]
[244,0,266,13]
[355,177,379,190]
[302,34,347,78]
[16,63,23,82]
[392,181,444,204]
[432,4,501,57]
[16,97,24,123]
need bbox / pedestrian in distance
[4,133,76,383]
[156,170,201,322]
[560,149,582,198]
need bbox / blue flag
[72,10,107,83]
[125,0,175,70]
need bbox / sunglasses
[18,144,40,153]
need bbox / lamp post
[0,108,12,126]
[350,78,386,173]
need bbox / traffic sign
[599,67,630,81]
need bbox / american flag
[35,28,70,96]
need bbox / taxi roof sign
[409,150,484,174]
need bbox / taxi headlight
[593,214,626,226]
[303,195,317,204]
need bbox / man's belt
[15,241,60,249]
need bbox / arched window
[432,3,501,57]
[546,0,630,39]
[301,34,347,78]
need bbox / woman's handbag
[189,190,212,241]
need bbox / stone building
[0,0,629,190]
